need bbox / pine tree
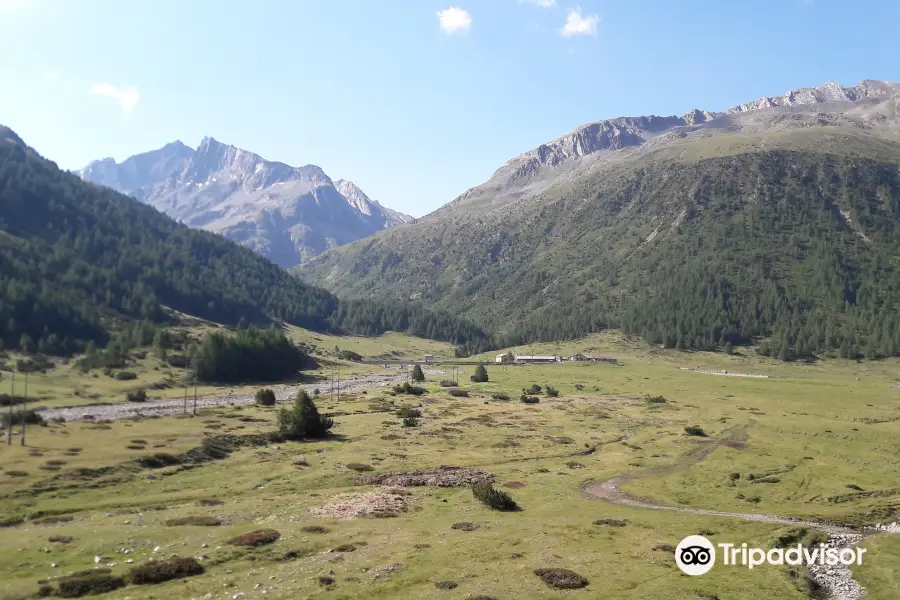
[277,390,334,440]
[471,364,489,383]
[411,364,425,382]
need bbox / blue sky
[1,0,898,217]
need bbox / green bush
[491,392,510,401]
[472,481,519,511]
[226,529,281,547]
[533,568,589,590]
[524,384,542,395]
[684,425,707,437]
[402,417,420,427]
[646,395,667,404]
[165,516,221,526]
[338,350,363,362]
[1,409,44,428]
[255,388,276,407]
[346,463,375,472]
[448,389,469,397]
[393,382,426,395]
[115,371,138,381]
[126,389,147,403]
[520,395,540,404]
[166,354,190,368]
[439,380,458,387]
[277,391,333,440]
[397,407,421,419]
[471,365,489,383]
[129,557,205,584]
[56,572,127,597]
[545,384,559,398]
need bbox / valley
[2,333,899,600]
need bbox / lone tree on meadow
[277,390,333,440]
[411,364,425,382]
[471,364,489,383]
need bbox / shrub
[451,522,478,531]
[448,389,469,397]
[197,498,224,507]
[301,525,328,534]
[129,557,204,584]
[393,382,426,396]
[411,364,425,382]
[471,365,489,383]
[439,380,458,387]
[49,535,74,543]
[684,425,707,437]
[593,519,627,527]
[545,384,559,398]
[524,384,542,395]
[533,568,589,590]
[520,395,539,404]
[126,389,148,403]
[137,453,183,469]
[165,516,221,526]
[435,581,459,590]
[773,526,828,549]
[491,392,510,401]
[402,417,420,428]
[1,409,44,428]
[397,407,421,419]
[227,529,281,547]
[255,389,276,407]
[277,391,333,440]
[646,395,667,404]
[115,371,138,381]
[56,572,127,597]
[339,350,363,362]
[472,482,519,511]
[346,463,374,473]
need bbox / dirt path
[37,372,437,423]
[581,427,887,600]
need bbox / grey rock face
[434,79,900,216]
[76,139,411,267]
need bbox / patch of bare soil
[355,465,492,488]
[311,488,416,520]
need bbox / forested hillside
[0,127,488,355]
[303,135,900,359]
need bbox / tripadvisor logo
[675,535,867,576]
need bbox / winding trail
[36,372,434,423]
[581,427,889,600]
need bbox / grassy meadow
[0,333,899,599]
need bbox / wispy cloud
[437,7,472,34]
[90,83,140,115]
[520,0,556,7]
[561,7,599,37]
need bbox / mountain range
[76,139,412,267]
[300,79,900,359]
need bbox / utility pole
[183,379,188,414]
[7,371,14,446]
[336,365,341,402]
[192,373,198,417]
[20,371,27,446]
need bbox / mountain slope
[300,80,900,359]
[0,126,485,354]
[77,139,412,267]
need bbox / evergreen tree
[411,364,425,382]
[471,364,489,383]
[277,390,334,440]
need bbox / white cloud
[437,7,472,34]
[90,83,140,115]
[520,0,556,7]
[561,7,599,37]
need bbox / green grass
[286,326,455,361]
[1,338,899,599]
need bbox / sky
[1,0,899,217]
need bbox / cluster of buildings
[495,352,618,365]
